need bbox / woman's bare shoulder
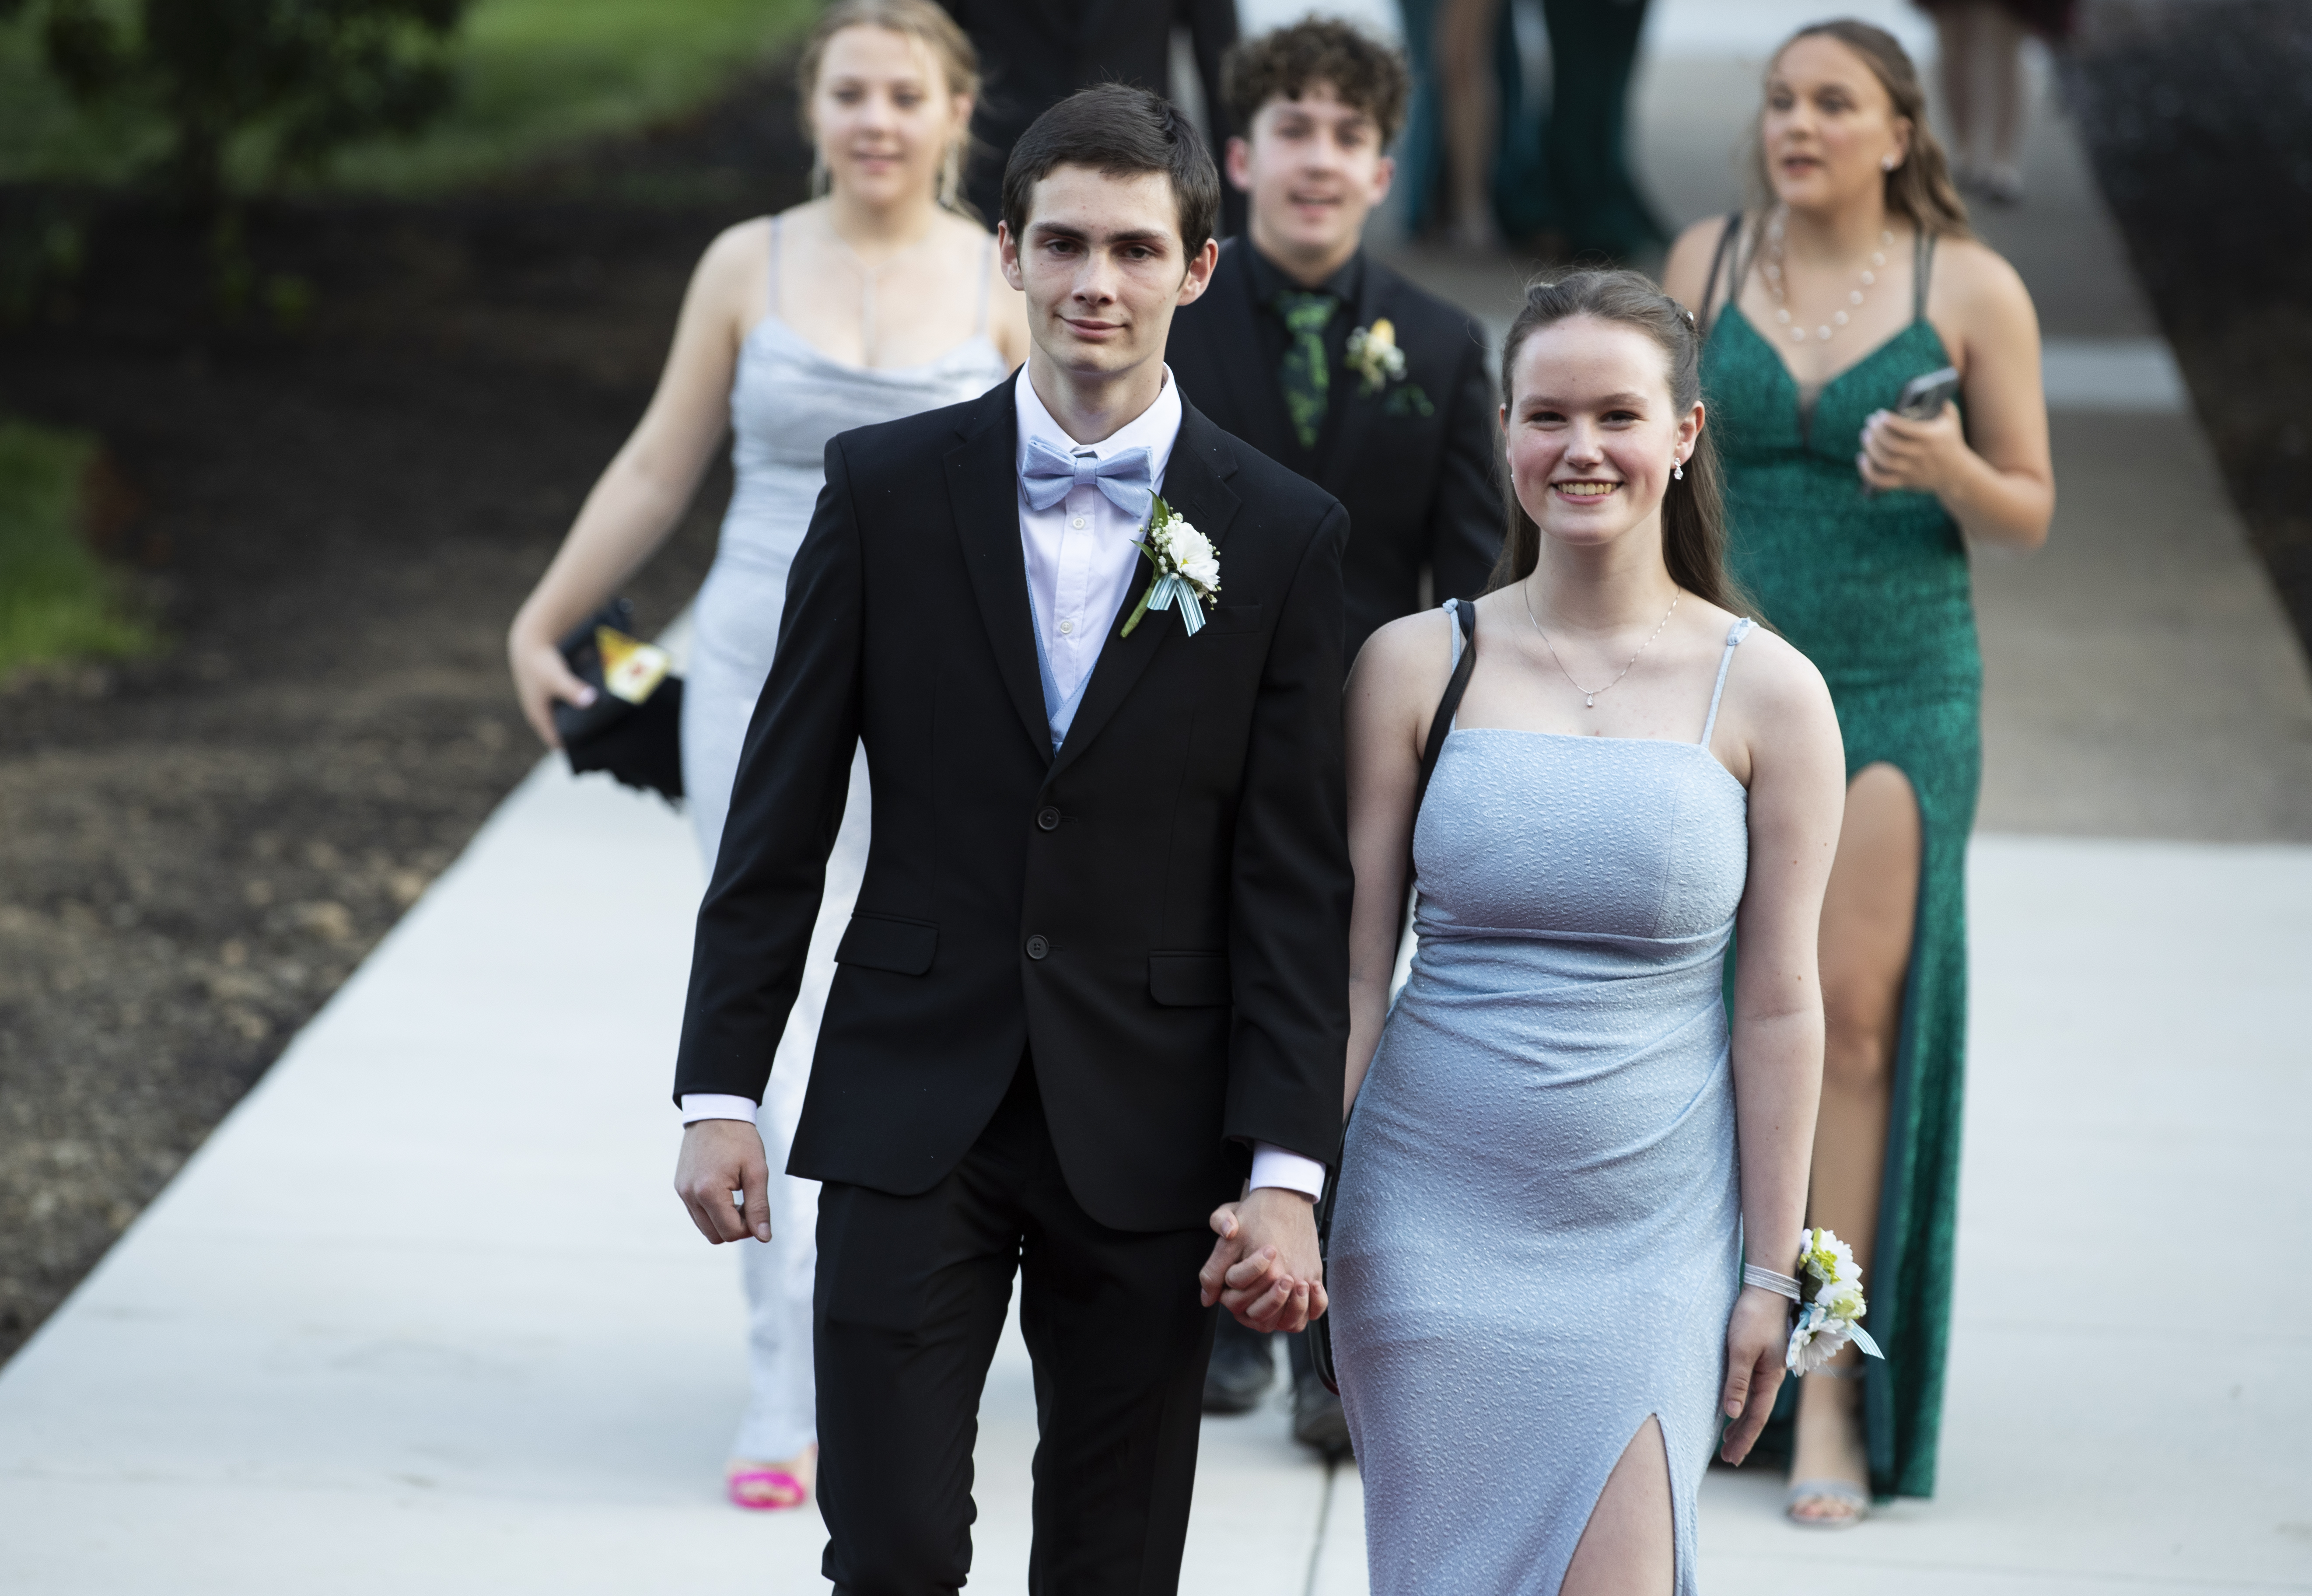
[1931,234,2035,322]
[1350,605,1458,701]
[1728,621,1835,727]
[692,216,772,294]
[1661,214,1740,307]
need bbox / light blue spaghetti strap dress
[1332,602,1755,1596]
[683,216,1011,1463]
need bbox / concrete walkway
[5,4,2310,1592]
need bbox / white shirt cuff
[1249,1142,1326,1201]
[679,1093,759,1126]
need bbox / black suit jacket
[936,0,1239,227]
[1166,243,1504,658]
[674,382,1353,1232]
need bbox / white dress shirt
[683,366,1325,1202]
[1014,364,1179,742]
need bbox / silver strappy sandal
[1785,1477,1870,1527]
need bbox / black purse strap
[1415,596,1480,820]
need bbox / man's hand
[1199,1187,1327,1334]
[675,1119,772,1245]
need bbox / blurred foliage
[0,420,152,677]
[0,0,470,209]
[0,0,816,197]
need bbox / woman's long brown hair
[1486,269,1756,622]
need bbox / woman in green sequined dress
[1662,18,2052,1523]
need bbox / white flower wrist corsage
[1765,1227,1885,1376]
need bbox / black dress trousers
[814,1057,1221,1596]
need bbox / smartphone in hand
[1861,366,1961,494]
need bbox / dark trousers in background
[813,1058,1220,1596]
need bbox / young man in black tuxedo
[1164,17,1503,1449]
[672,84,1351,1595]
[1165,18,1503,666]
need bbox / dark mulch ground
[0,70,808,1363]
[2064,0,2312,656]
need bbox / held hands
[675,1119,773,1245]
[1200,1188,1327,1334]
[507,623,596,749]
[1856,401,1964,496]
[1717,1284,1794,1465]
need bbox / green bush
[0,0,815,196]
[0,420,151,677]
[2,0,471,209]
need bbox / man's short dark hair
[1001,83,1221,259]
[1222,18,1411,148]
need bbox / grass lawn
[0,421,150,679]
[0,0,817,194]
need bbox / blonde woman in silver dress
[507,0,1025,1512]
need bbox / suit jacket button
[1025,934,1049,960]
[1036,807,1061,831]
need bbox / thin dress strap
[1697,210,1742,334]
[767,214,783,321]
[1913,228,1936,323]
[1699,617,1754,747]
[974,235,995,336]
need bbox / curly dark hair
[1221,18,1411,147]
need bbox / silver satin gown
[682,220,1010,1462]
[1331,605,1755,1596]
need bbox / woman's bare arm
[1717,632,1847,1462]
[505,220,763,743]
[1864,240,2054,549]
[1340,608,1455,1116]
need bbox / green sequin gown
[1702,233,1975,1501]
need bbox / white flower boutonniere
[1121,496,1220,637]
[1785,1226,1885,1375]
[1345,318,1407,395]
[1347,318,1436,416]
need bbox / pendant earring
[1672,458,1685,481]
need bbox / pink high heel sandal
[727,1468,811,1511]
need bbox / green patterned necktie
[1276,290,1339,451]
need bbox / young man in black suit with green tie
[1163,17,1504,1449]
[1165,18,1504,668]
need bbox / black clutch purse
[1311,596,1478,1396]
[552,599,685,802]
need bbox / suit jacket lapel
[1044,402,1242,785]
[944,388,1054,766]
[1316,256,1395,489]
[1204,244,1298,462]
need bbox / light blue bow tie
[1021,435,1154,519]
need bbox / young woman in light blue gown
[506,0,1025,1512]
[1327,272,1847,1594]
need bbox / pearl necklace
[1522,583,1681,709]
[1762,206,1892,344]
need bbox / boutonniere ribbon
[1121,497,1221,637]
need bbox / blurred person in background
[1916,0,2077,204]
[505,0,1026,1515]
[933,0,1241,230]
[1164,14,1503,1451]
[1402,0,1662,257]
[1661,17,2051,1526]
